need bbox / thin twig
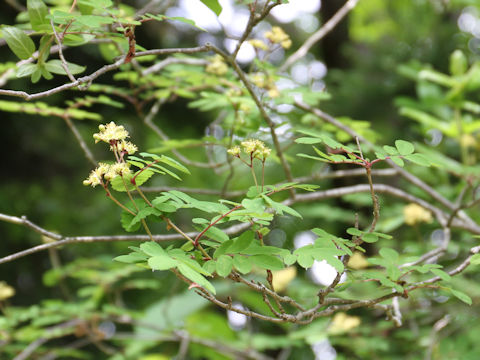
[280,0,361,71]
[62,116,97,166]
[50,16,76,82]
[0,46,211,100]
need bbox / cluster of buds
[248,26,292,51]
[250,72,280,98]
[403,203,433,226]
[228,139,271,161]
[94,122,129,143]
[83,162,131,187]
[206,54,228,76]
[84,122,135,187]
[264,26,292,49]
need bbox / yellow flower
[206,55,228,76]
[104,162,131,180]
[460,134,476,148]
[248,39,269,51]
[227,145,241,156]
[241,139,261,154]
[347,252,369,270]
[83,163,110,187]
[267,87,280,98]
[272,266,297,292]
[250,73,266,88]
[240,139,271,159]
[264,26,291,49]
[116,140,138,155]
[403,203,433,226]
[0,281,15,301]
[93,122,129,144]
[328,312,361,334]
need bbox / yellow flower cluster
[0,281,15,301]
[403,203,433,226]
[93,122,129,144]
[328,312,361,334]
[264,26,292,49]
[206,55,228,76]
[248,39,269,51]
[114,139,138,155]
[227,139,271,160]
[84,122,138,187]
[243,139,271,158]
[227,145,241,156]
[250,72,280,98]
[83,162,131,187]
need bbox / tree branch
[280,0,361,71]
[0,46,210,100]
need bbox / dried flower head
[93,122,129,144]
[403,203,433,225]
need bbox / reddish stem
[194,204,242,246]
[131,159,160,185]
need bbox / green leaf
[262,196,302,218]
[44,60,86,75]
[250,255,284,270]
[157,155,190,174]
[362,233,379,243]
[390,156,404,167]
[404,153,431,167]
[148,254,177,271]
[395,140,415,155]
[78,0,113,8]
[295,137,322,144]
[140,242,167,257]
[227,231,255,253]
[379,248,399,262]
[449,288,472,305]
[177,263,216,294]
[213,239,233,259]
[216,255,233,277]
[16,63,38,78]
[203,226,229,243]
[233,255,252,274]
[296,252,314,269]
[241,198,265,213]
[200,0,222,15]
[27,0,49,31]
[383,145,398,156]
[120,201,145,232]
[450,50,467,76]
[346,228,362,236]
[76,14,116,27]
[2,26,36,60]
[283,253,297,266]
[470,253,480,265]
[113,252,148,263]
[431,268,451,282]
[129,206,162,229]
[38,35,52,63]
[110,170,154,192]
